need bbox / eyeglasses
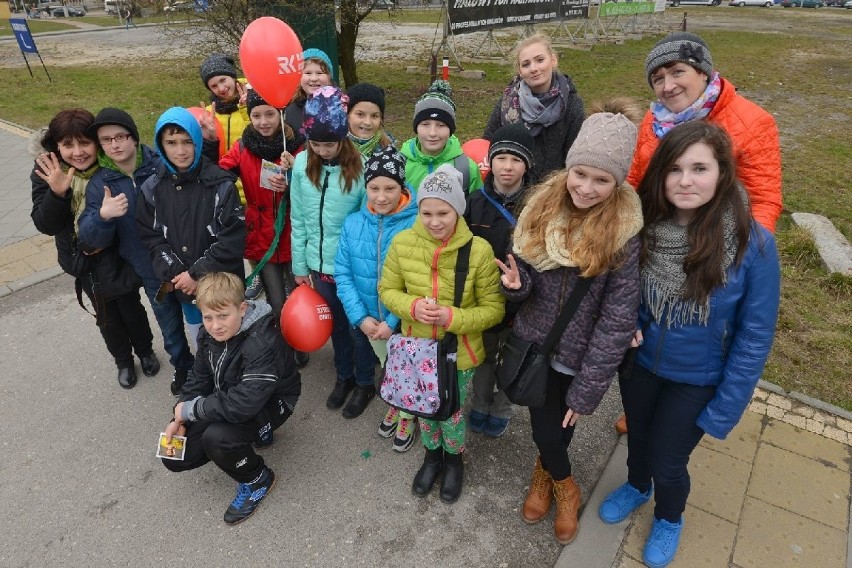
[98,133,131,146]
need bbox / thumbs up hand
[99,186,129,220]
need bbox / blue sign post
[9,18,51,81]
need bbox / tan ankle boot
[552,476,581,544]
[522,457,553,524]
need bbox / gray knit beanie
[413,80,456,134]
[563,112,638,187]
[645,32,713,85]
[200,53,238,88]
[417,164,466,216]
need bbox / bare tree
[158,0,395,87]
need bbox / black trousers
[84,284,153,369]
[162,397,292,483]
[620,364,716,523]
[259,261,296,326]
[528,366,577,481]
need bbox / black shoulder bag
[495,276,593,408]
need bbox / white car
[845,0,852,7]
[667,0,722,6]
[729,0,774,5]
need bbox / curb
[0,265,64,298]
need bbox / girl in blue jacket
[334,146,418,428]
[598,121,781,568]
[289,86,370,411]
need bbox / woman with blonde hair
[483,33,585,183]
[497,100,643,545]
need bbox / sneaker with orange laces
[393,416,416,452]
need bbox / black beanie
[488,123,535,171]
[347,83,386,117]
[364,146,406,188]
[246,89,275,113]
[200,53,238,88]
[87,107,140,143]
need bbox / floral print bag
[379,240,472,421]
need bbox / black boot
[326,380,355,409]
[117,366,137,389]
[440,451,464,503]
[139,351,161,377]
[294,350,310,368]
[170,368,189,396]
[412,447,443,497]
[341,385,375,419]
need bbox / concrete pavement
[1,118,850,567]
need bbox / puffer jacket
[503,236,641,416]
[77,144,162,281]
[206,77,250,204]
[634,224,781,440]
[379,217,505,371]
[179,301,301,423]
[627,77,782,233]
[400,135,483,193]
[289,149,366,276]
[219,139,293,263]
[482,72,586,185]
[136,108,245,300]
[334,193,418,329]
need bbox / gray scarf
[518,73,567,136]
[642,207,737,328]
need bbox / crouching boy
[161,272,301,525]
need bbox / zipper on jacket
[720,320,730,361]
[211,344,228,392]
[376,216,384,321]
[430,241,447,340]
[318,171,330,273]
[652,326,668,375]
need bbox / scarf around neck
[641,204,737,328]
[651,71,722,139]
[241,125,285,163]
[210,92,239,115]
[348,131,383,157]
[501,73,567,137]
[513,186,644,273]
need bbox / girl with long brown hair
[598,121,780,568]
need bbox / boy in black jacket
[161,272,301,524]
[464,123,535,438]
[136,106,245,365]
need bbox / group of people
[29,29,782,567]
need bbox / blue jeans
[143,278,194,371]
[620,364,716,523]
[311,272,377,386]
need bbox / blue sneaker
[483,415,510,438]
[598,482,652,524]
[224,468,275,525]
[642,517,683,568]
[469,410,488,433]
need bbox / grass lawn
[0,19,75,36]
[2,9,850,409]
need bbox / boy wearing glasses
[78,108,195,395]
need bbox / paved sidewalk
[0,120,64,297]
[561,386,852,568]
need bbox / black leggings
[83,283,153,368]
[529,366,577,481]
[259,262,295,326]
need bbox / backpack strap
[453,154,471,192]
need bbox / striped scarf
[651,71,722,139]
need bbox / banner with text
[448,0,561,35]
[598,1,655,16]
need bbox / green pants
[419,368,473,455]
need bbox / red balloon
[281,284,333,352]
[239,17,303,108]
[462,138,491,181]
[186,106,226,155]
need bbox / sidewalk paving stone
[762,418,851,472]
[748,444,849,531]
[735,497,847,567]
[689,444,752,523]
[699,410,763,461]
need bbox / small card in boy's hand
[156,433,187,461]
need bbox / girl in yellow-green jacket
[379,164,505,504]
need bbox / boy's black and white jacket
[136,156,246,301]
[178,301,301,424]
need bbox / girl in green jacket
[379,164,505,504]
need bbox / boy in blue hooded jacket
[136,107,246,389]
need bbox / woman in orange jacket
[627,32,782,234]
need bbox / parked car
[781,0,823,6]
[729,0,774,5]
[845,0,852,8]
[667,0,722,6]
[164,0,193,11]
[51,5,86,16]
